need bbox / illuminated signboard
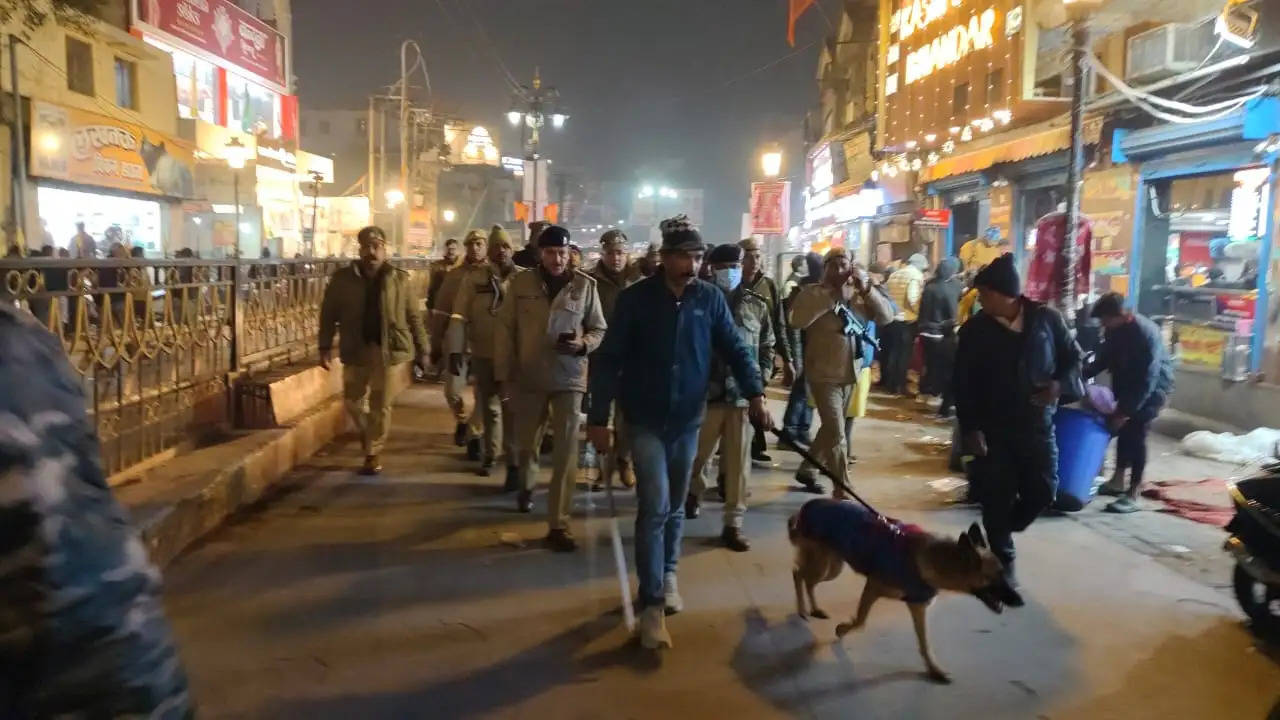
[880,0,1028,152]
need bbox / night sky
[293,0,843,241]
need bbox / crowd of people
[317,216,1174,650]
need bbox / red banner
[915,208,951,227]
[750,181,790,235]
[138,0,286,87]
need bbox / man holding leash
[588,215,772,650]
[953,253,1082,605]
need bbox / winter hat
[537,225,571,248]
[974,252,1020,298]
[707,243,742,265]
[488,226,512,249]
[600,229,627,248]
[907,253,929,272]
[823,247,849,264]
[659,214,704,252]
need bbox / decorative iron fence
[0,257,430,477]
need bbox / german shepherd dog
[788,498,1008,683]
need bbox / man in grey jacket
[495,225,607,551]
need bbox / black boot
[545,528,577,553]
[503,465,520,492]
[685,493,701,519]
[721,526,751,552]
[475,458,494,477]
[453,423,468,446]
[993,563,1025,608]
[466,437,481,461]
[517,490,533,513]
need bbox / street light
[225,136,250,254]
[507,110,522,127]
[551,112,567,129]
[639,185,655,199]
[442,208,457,224]
[761,148,783,178]
[385,188,405,208]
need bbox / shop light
[960,126,973,142]
[949,126,961,135]
[192,217,203,225]
[942,140,956,154]
[927,152,941,166]
[905,140,918,149]
[385,188,405,208]
[870,169,880,182]
[910,158,923,171]
[993,109,1012,124]
[38,132,60,153]
[239,222,253,233]
[442,209,457,223]
[507,110,522,127]
[224,137,249,170]
[897,157,910,171]
[924,133,937,143]
[551,113,568,129]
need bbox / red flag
[788,0,815,47]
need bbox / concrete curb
[135,398,347,568]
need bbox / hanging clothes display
[1024,211,1093,305]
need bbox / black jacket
[953,298,1083,436]
[1084,313,1173,416]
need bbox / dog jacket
[799,499,937,603]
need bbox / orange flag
[545,203,560,225]
[788,0,815,47]
[514,201,529,223]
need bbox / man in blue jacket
[588,215,772,650]
[1085,292,1173,514]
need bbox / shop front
[801,130,879,264]
[133,0,296,141]
[28,100,196,256]
[1116,97,1280,429]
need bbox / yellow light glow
[385,189,405,208]
[37,132,60,153]
[761,150,783,178]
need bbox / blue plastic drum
[1053,406,1112,511]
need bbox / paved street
[162,384,1280,719]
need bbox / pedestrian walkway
[161,384,1280,719]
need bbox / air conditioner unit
[1126,20,1217,83]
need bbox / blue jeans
[782,369,812,440]
[629,424,700,609]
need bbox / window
[319,120,331,134]
[952,82,969,118]
[114,58,137,109]
[985,69,1003,107]
[65,37,94,97]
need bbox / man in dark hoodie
[953,253,1081,606]
[779,251,824,450]
[918,256,964,417]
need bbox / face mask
[714,267,742,292]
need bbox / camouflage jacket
[0,305,192,718]
[706,285,775,406]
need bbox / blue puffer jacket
[589,275,764,436]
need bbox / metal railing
[0,256,430,476]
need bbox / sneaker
[752,450,773,463]
[721,526,751,552]
[516,490,533,513]
[359,455,382,476]
[504,465,520,492]
[638,606,672,650]
[663,572,684,615]
[1105,496,1140,514]
[795,471,823,494]
[545,528,577,553]
[685,494,700,520]
[453,423,468,447]
[1098,474,1127,497]
[466,437,482,461]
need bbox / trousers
[599,405,633,483]
[342,345,400,456]
[513,390,582,530]
[974,427,1057,569]
[881,321,916,393]
[630,424,700,609]
[799,381,854,492]
[690,404,750,528]
[471,357,514,464]
[782,368,813,439]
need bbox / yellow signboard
[29,101,196,197]
[1179,324,1227,369]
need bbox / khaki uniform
[588,262,640,482]
[433,259,486,425]
[446,263,516,464]
[690,287,774,528]
[426,256,459,362]
[495,268,607,529]
[788,284,893,490]
[319,262,428,456]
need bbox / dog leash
[769,427,884,519]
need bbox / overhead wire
[1087,54,1266,123]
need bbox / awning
[919,115,1104,184]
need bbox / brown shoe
[359,455,382,476]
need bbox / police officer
[512,220,550,269]
[432,230,488,448]
[426,237,461,374]
[589,229,640,488]
[446,226,519,481]
[495,225,607,551]
[685,243,774,551]
[739,237,794,462]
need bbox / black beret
[538,225,571,248]
[707,244,741,264]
